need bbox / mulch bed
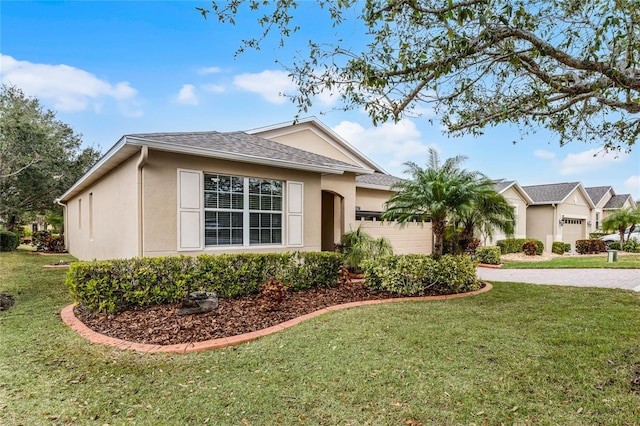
[74,282,447,346]
[0,293,15,311]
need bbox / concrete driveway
[476,267,640,291]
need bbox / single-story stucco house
[485,179,533,245]
[522,182,595,251]
[584,186,636,231]
[56,117,432,261]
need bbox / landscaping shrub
[259,278,289,310]
[476,246,501,265]
[31,230,65,252]
[608,242,621,250]
[623,238,640,253]
[575,239,606,254]
[497,238,544,255]
[522,241,538,256]
[0,230,20,252]
[363,254,479,296]
[552,241,571,255]
[66,252,344,313]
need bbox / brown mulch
[64,253,640,349]
[0,293,15,311]
[74,282,444,346]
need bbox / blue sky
[2,1,639,200]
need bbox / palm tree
[456,187,516,247]
[381,147,489,258]
[602,206,640,247]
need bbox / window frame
[203,172,284,248]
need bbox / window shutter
[177,169,203,251]
[287,181,304,247]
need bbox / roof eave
[125,136,367,175]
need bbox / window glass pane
[260,213,271,227]
[261,229,271,243]
[272,181,282,196]
[231,194,243,209]
[272,196,282,211]
[272,230,282,244]
[273,214,282,228]
[250,229,260,244]
[232,212,243,227]
[232,229,243,244]
[218,213,230,227]
[232,177,244,193]
[218,176,231,192]
[261,181,272,194]
[204,192,217,209]
[204,174,218,191]
[260,196,271,210]
[249,178,260,194]
[219,193,231,209]
[249,194,260,210]
[250,213,259,227]
[218,229,231,245]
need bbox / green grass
[502,253,640,269]
[2,250,640,425]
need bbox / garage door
[562,219,584,251]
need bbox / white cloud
[197,66,221,75]
[201,83,225,93]
[558,148,627,175]
[332,119,433,175]
[0,54,142,116]
[624,175,640,193]
[176,84,199,105]
[233,70,296,104]
[534,150,556,160]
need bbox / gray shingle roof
[127,131,366,172]
[585,186,612,205]
[522,182,581,204]
[604,194,631,209]
[356,172,403,188]
[492,179,515,193]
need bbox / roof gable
[493,179,534,204]
[585,186,613,205]
[604,194,634,209]
[522,182,594,208]
[247,117,386,174]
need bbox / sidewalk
[476,267,640,291]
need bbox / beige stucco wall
[142,150,323,257]
[64,155,139,260]
[590,190,612,232]
[526,205,556,251]
[358,219,432,255]
[355,187,394,212]
[255,125,364,168]
[486,186,528,245]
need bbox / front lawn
[502,253,640,269]
[1,250,639,424]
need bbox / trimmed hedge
[497,238,544,255]
[0,230,20,252]
[362,254,479,296]
[552,241,571,255]
[66,252,344,313]
[575,239,606,254]
[476,246,501,265]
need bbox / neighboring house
[56,117,432,261]
[585,186,635,232]
[485,179,533,246]
[522,182,595,251]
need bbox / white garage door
[562,219,584,251]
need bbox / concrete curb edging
[477,263,503,269]
[61,283,492,354]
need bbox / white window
[204,173,283,246]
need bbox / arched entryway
[321,190,344,251]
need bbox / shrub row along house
[56,117,635,260]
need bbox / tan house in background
[522,182,595,251]
[585,186,636,232]
[56,117,432,261]
[485,179,533,245]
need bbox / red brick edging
[477,263,503,269]
[60,283,492,354]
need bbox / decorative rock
[178,291,219,316]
